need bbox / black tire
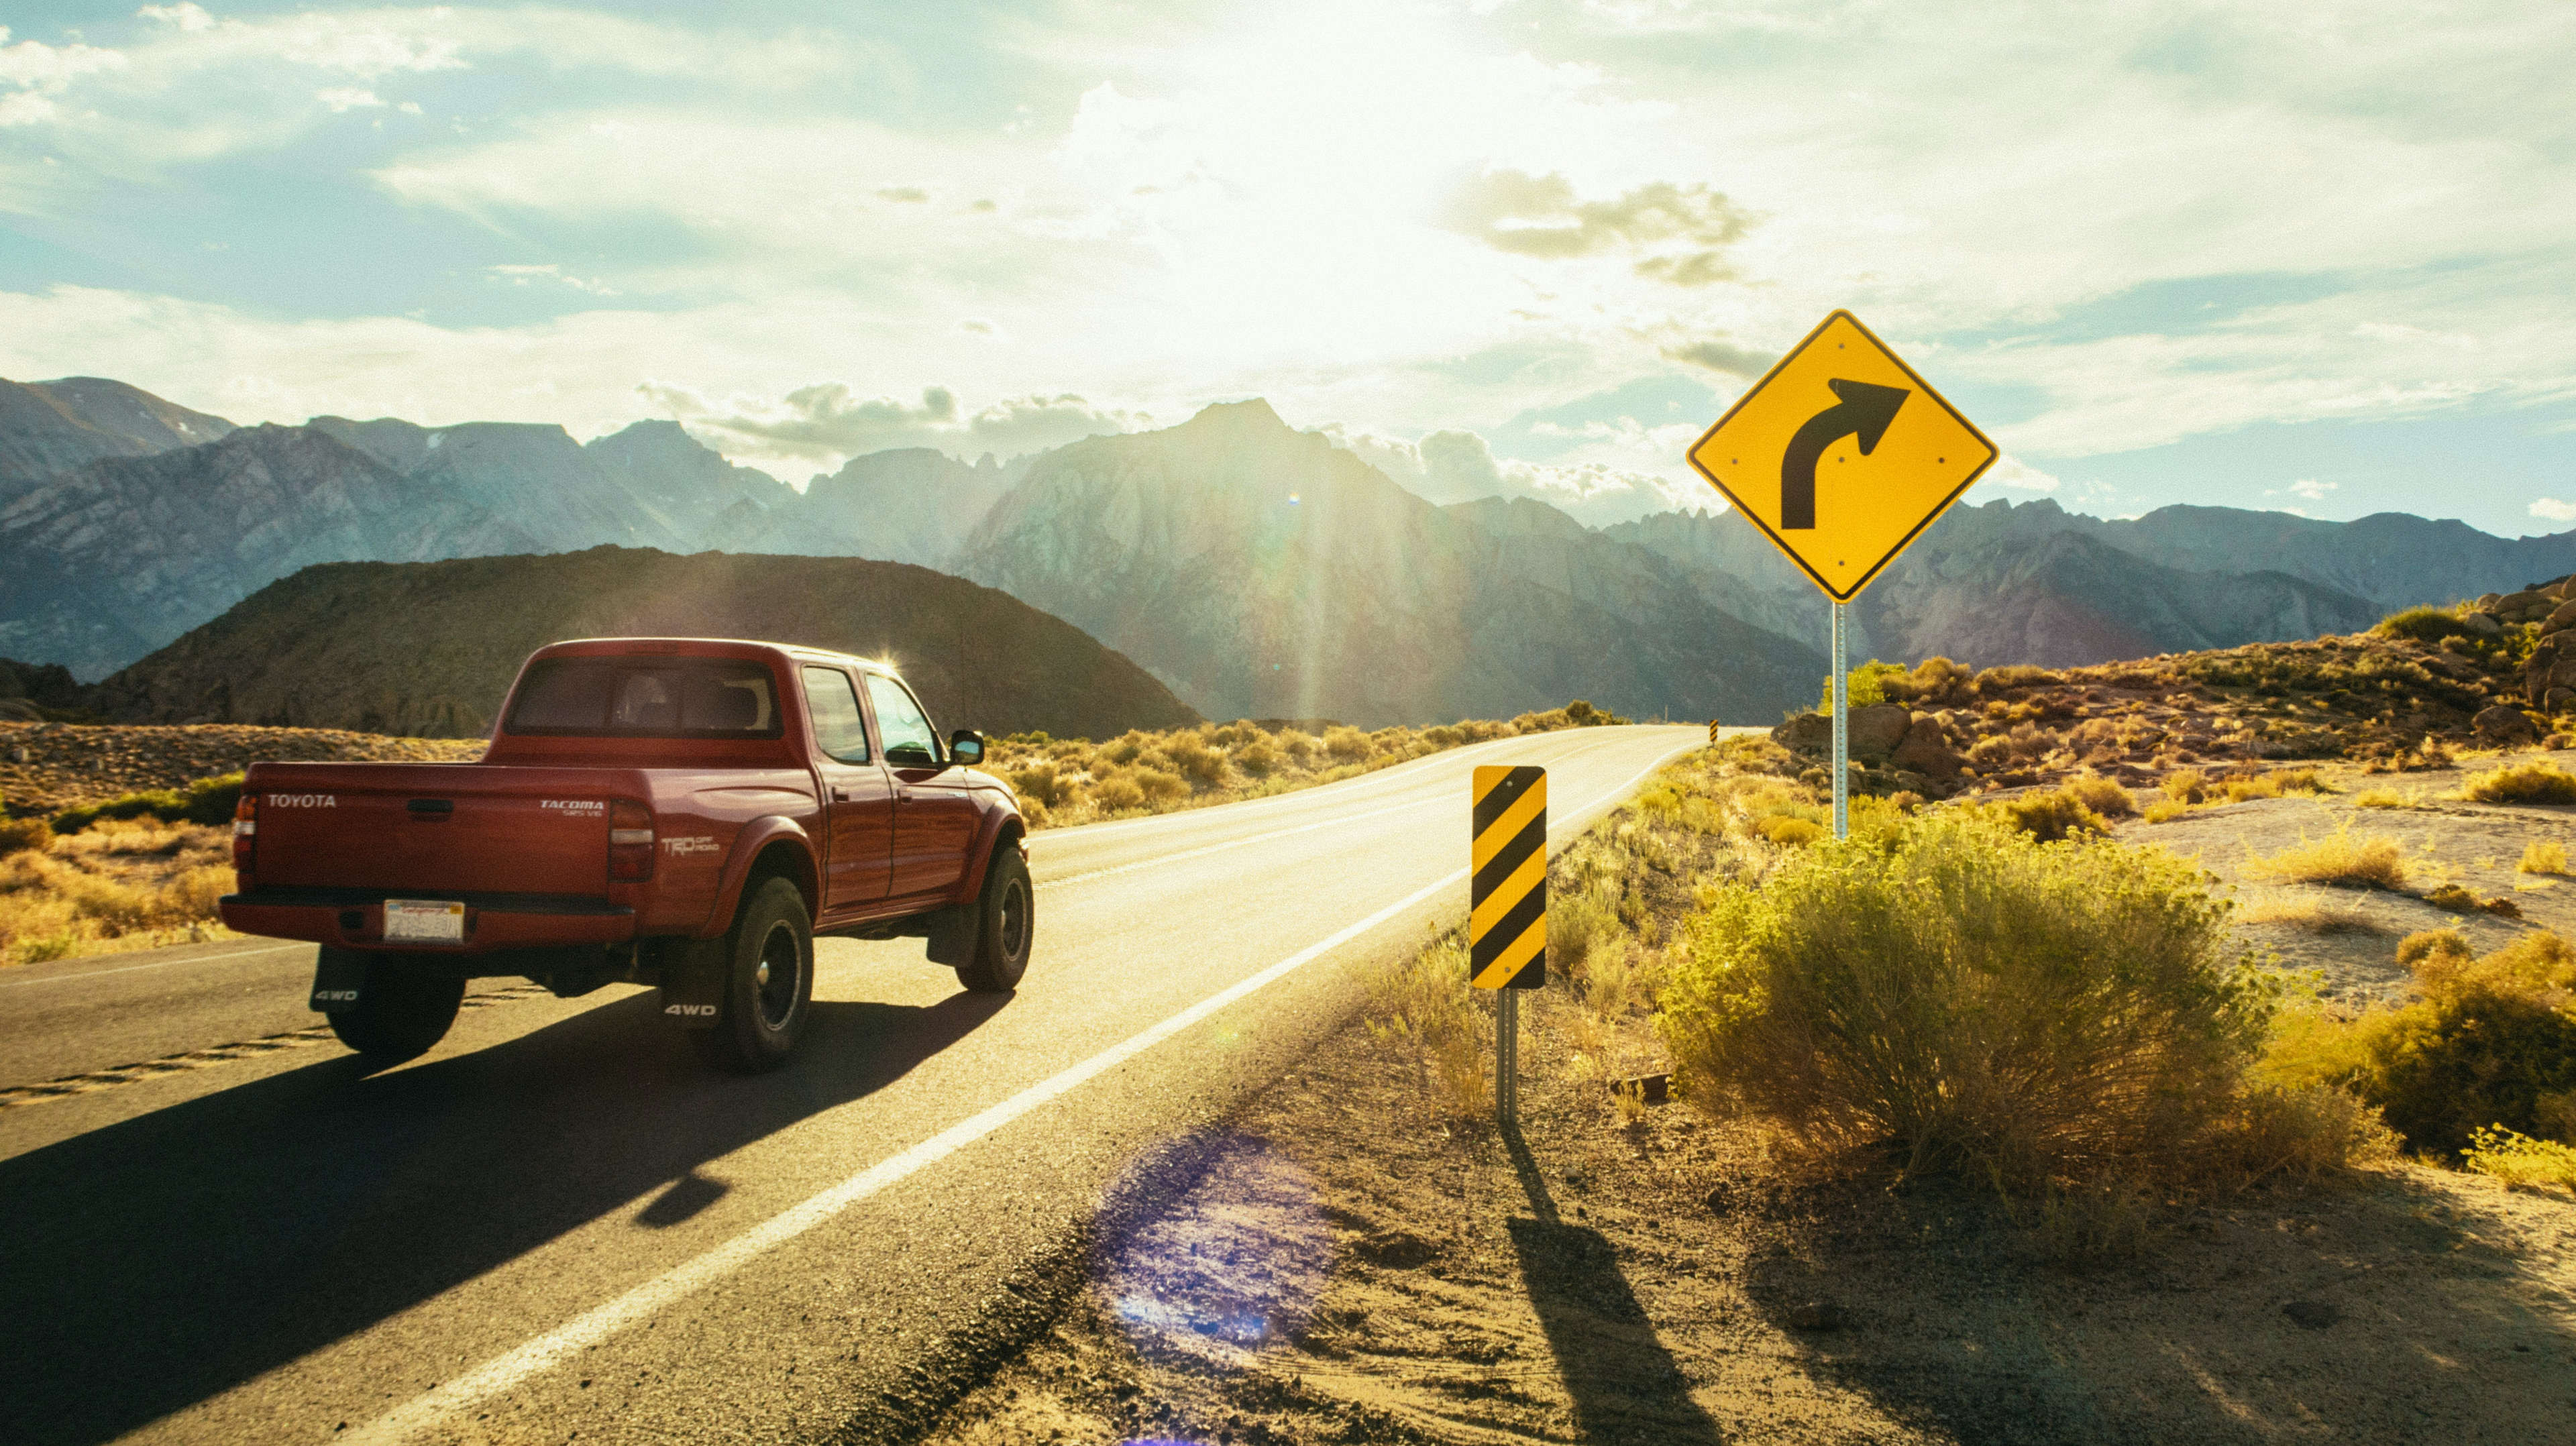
[323,947,465,1062]
[955,846,1033,993]
[690,877,815,1074]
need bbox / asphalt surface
[0,724,1713,1446]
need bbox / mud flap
[655,936,727,1029]
[309,950,369,1013]
[921,903,979,967]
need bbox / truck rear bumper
[220,889,637,954]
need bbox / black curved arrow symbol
[1780,379,1910,529]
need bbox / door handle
[831,787,851,801]
[897,789,915,802]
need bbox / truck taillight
[232,791,256,879]
[610,799,655,882]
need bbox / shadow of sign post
[1501,1121,1725,1444]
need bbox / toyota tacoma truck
[218,638,1032,1072]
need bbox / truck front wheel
[320,947,465,1062]
[690,877,815,1074]
[955,846,1032,993]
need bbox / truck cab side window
[802,667,871,763]
[865,675,941,768]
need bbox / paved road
[0,724,1713,1446]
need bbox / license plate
[384,899,466,943]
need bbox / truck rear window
[506,658,783,738]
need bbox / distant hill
[1608,496,2564,669]
[953,400,1825,726]
[86,547,1202,742]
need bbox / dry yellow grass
[2237,894,2387,935]
[0,819,235,966]
[2244,824,2412,891]
[2143,799,2190,824]
[2462,761,2576,805]
[2523,840,2571,877]
[2351,787,2415,810]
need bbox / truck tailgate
[250,763,646,899]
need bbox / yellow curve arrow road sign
[1686,310,1997,602]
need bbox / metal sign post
[1831,602,1848,839]
[1470,765,1547,1126]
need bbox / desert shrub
[1660,809,2270,1186]
[2371,605,2475,645]
[1006,763,1069,809]
[2351,787,2412,809]
[1818,659,1911,713]
[2464,1126,2576,1190]
[1879,656,1972,706]
[1102,737,1144,766]
[1322,726,1373,763]
[2264,931,2576,1154]
[2163,768,2208,804]
[1277,730,1316,763]
[2224,775,2282,803]
[1548,882,1626,980]
[2237,895,2383,934]
[2461,762,2576,805]
[2143,799,2190,824]
[2063,774,2134,819]
[2271,768,2329,795]
[1130,768,1189,802]
[1754,815,1823,846]
[50,772,243,834]
[1233,740,1279,778]
[0,816,51,856]
[1972,664,2063,694]
[2244,824,2410,890]
[2522,840,2569,876]
[1362,928,1486,1117]
[1994,787,2109,842]
[1161,733,1228,788]
[1089,776,1146,812]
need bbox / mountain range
[85,548,1199,742]
[3,372,2571,730]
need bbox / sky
[0,1,2570,536]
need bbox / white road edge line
[344,735,1701,1445]
[0,942,307,989]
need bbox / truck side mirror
[949,729,985,767]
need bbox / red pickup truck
[218,638,1033,1072]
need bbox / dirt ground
[912,754,2576,1446]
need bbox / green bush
[1817,659,1912,714]
[2265,931,2576,1155]
[49,773,242,834]
[1660,809,2269,1186]
[2371,605,2475,645]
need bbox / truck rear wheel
[954,846,1032,993]
[690,877,815,1074]
[321,947,466,1062]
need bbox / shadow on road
[1,986,1008,1446]
[1501,1122,1723,1445]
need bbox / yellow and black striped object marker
[1470,765,1546,990]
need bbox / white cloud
[317,87,384,113]
[2288,478,2337,500]
[2533,497,2576,524]
[1974,455,2062,494]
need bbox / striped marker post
[1471,765,1546,1123]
